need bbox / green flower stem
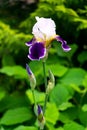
[42,61,48,115]
[42,61,47,90]
[32,89,36,105]
[43,93,48,114]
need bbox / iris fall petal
[28,42,46,60]
[56,36,71,52]
[26,38,35,46]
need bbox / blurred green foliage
[0,0,87,130]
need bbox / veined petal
[28,42,46,60]
[56,35,71,52]
[32,17,56,41]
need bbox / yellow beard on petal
[45,34,57,47]
[36,34,56,48]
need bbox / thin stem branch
[42,61,48,115]
[42,61,47,90]
[43,93,48,114]
[32,89,36,105]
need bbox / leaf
[0,87,6,100]
[29,61,68,77]
[50,84,73,107]
[29,61,43,85]
[58,102,74,111]
[64,121,85,130]
[70,84,86,93]
[45,103,59,125]
[54,43,78,60]
[0,92,30,112]
[46,123,64,130]
[78,51,87,64]
[60,68,86,86]
[83,74,87,88]
[0,66,27,79]
[79,109,87,126]
[59,107,78,123]
[14,126,38,130]
[82,104,87,112]
[47,64,68,77]
[29,61,42,77]
[0,107,33,125]
[26,89,45,105]
[56,127,64,130]
[56,5,78,17]
[2,54,15,66]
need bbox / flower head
[26,16,71,60]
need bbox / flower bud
[46,70,55,94]
[26,63,36,89]
[37,105,45,130]
[34,104,45,130]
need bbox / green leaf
[70,84,86,93]
[46,123,64,130]
[82,104,87,112]
[56,5,78,17]
[56,127,64,130]
[0,107,33,125]
[47,64,68,77]
[2,54,15,66]
[0,66,27,79]
[58,102,74,111]
[59,107,78,123]
[29,61,43,85]
[0,126,5,130]
[26,89,45,105]
[29,61,42,77]
[64,121,85,130]
[60,68,86,86]
[29,61,68,77]
[83,74,87,88]
[0,87,6,100]
[0,92,29,112]
[14,126,38,130]
[50,84,73,107]
[45,103,59,125]
[79,109,87,126]
[56,44,78,59]
[78,51,87,64]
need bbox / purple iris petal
[26,38,35,46]
[28,42,46,61]
[26,63,32,75]
[38,105,42,115]
[56,36,71,52]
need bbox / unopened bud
[37,105,45,130]
[34,104,45,130]
[26,63,36,89]
[46,70,55,94]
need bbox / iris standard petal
[32,17,56,41]
[28,42,46,60]
[56,36,71,52]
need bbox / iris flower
[26,16,71,60]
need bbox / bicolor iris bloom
[26,16,71,60]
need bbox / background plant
[0,0,87,130]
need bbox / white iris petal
[32,17,56,41]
